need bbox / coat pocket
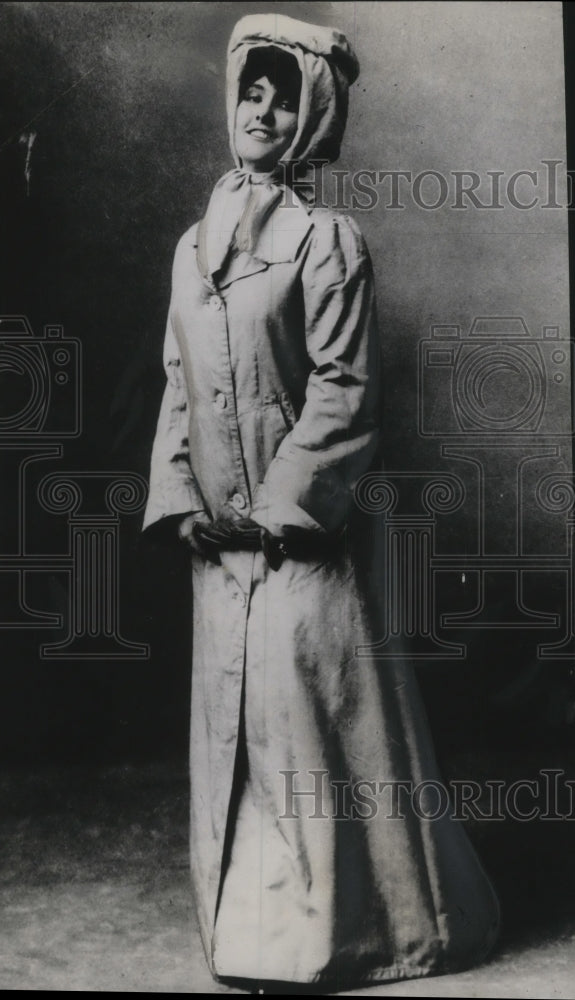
[239,399,293,485]
[277,391,297,430]
[262,399,292,455]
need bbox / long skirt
[188,535,500,988]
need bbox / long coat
[143,197,500,986]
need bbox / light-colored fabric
[144,13,499,986]
[197,172,284,280]
[146,211,379,538]
[141,300,206,536]
[143,205,500,985]
[198,13,359,280]
[226,13,359,169]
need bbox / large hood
[226,13,360,168]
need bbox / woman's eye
[277,97,296,112]
[244,90,262,103]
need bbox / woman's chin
[236,142,285,173]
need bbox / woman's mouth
[247,128,274,141]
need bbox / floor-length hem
[189,545,500,988]
[214,950,499,993]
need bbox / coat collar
[191,197,313,288]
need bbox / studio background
[0,0,572,769]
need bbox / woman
[143,12,500,991]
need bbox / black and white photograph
[0,1,574,995]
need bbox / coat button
[209,295,223,311]
[231,492,247,511]
[214,393,227,410]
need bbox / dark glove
[193,516,262,552]
[196,515,287,570]
[178,514,221,565]
[260,530,287,571]
[190,521,223,564]
[261,524,346,569]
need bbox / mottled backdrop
[0,2,571,763]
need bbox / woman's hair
[239,46,302,112]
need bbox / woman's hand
[180,514,263,563]
[178,513,221,565]
[193,516,261,551]
[260,531,287,571]
[178,513,317,572]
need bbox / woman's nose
[256,101,275,125]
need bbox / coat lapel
[252,199,314,265]
[192,198,314,289]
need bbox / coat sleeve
[251,213,382,538]
[142,243,208,539]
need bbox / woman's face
[235,75,299,172]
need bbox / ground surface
[1,758,574,996]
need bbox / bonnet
[197,13,360,280]
[226,13,359,168]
